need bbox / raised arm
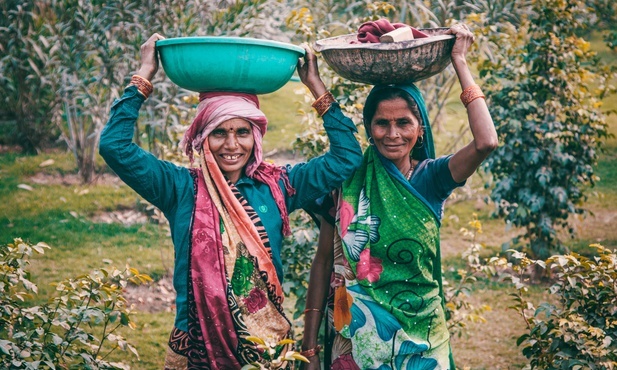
[285,46,363,211]
[446,24,498,183]
[99,33,185,213]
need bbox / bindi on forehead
[219,119,251,130]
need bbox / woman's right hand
[136,33,165,82]
[445,23,474,66]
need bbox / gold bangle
[127,75,154,99]
[311,91,335,117]
[460,84,485,108]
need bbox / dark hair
[362,87,423,139]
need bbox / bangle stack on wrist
[312,91,335,117]
[300,345,322,358]
[460,84,485,108]
[128,75,154,99]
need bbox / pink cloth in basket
[354,19,428,43]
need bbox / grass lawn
[1,36,616,369]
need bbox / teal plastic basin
[156,37,305,94]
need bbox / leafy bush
[480,0,615,259]
[0,238,152,369]
[583,0,617,50]
[281,211,319,325]
[444,214,492,338]
[504,245,617,369]
[0,1,60,153]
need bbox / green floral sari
[328,84,455,370]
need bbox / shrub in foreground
[502,245,617,369]
[0,238,151,369]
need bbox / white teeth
[222,155,240,160]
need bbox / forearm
[448,57,498,182]
[302,221,334,351]
[306,78,327,100]
[452,56,497,153]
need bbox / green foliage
[505,246,617,369]
[281,212,318,322]
[48,0,145,183]
[443,214,492,337]
[260,83,307,153]
[480,0,615,259]
[0,1,60,153]
[583,0,617,50]
[0,237,152,369]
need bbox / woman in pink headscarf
[99,33,363,369]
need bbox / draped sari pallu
[329,146,452,370]
[184,146,292,369]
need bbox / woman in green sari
[301,23,497,370]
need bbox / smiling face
[370,98,423,171]
[207,118,254,183]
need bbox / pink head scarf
[181,92,295,236]
[182,92,268,176]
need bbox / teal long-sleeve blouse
[99,86,362,332]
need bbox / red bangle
[460,84,485,108]
[128,75,154,99]
[312,92,335,117]
[300,345,322,358]
[304,308,323,315]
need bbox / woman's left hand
[446,23,475,62]
[297,43,327,99]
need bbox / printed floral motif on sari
[366,353,438,370]
[333,285,353,331]
[338,200,355,237]
[333,236,356,281]
[337,286,439,370]
[231,255,254,296]
[356,249,383,283]
[370,353,438,370]
[392,341,436,370]
[342,257,356,281]
[342,188,381,262]
[243,287,268,313]
[346,284,401,341]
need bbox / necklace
[404,160,415,180]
